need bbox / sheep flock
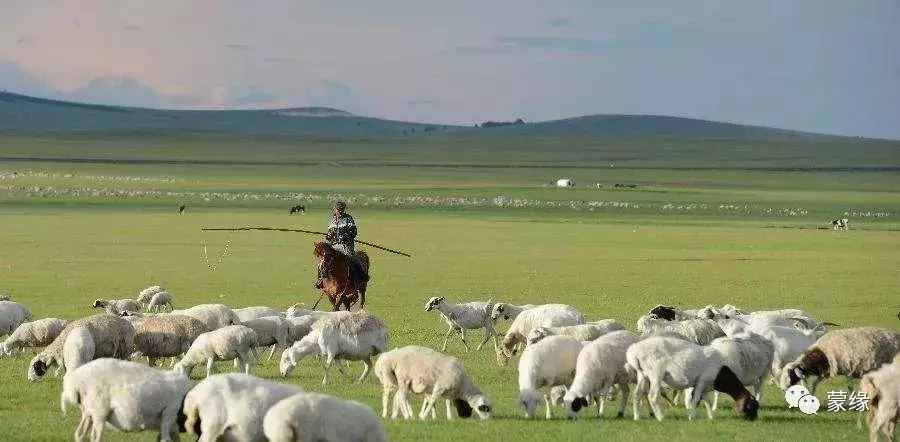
[0,289,898,442]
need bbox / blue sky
[1,0,898,138]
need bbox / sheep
[173,325,258,377]
[0,318,67,356]
[374,345,492,420]
[860,354,900,442]
[648,305,703,321]
[137,285,165,306]
[781,327,900,394]
[526,320,626,346]
[62,326,95,374]
[424,296,498,352]
[0,300,32,336]
[518,335,584,419]
[719,319,826,381]
[705,333,775,411]
[625,336,759,421]
[61,358,192,442]
[130,314,209,366]
[234,306,283,323]
[0,293,10,301]
[564,330,640,419]
[92,298,142,315]
[171,303,239,330]
[636,314,725,345]
[490,302,538,323]
[242,315,291,360]
[146,291,174,313]
[263,392,388,442]
[285,315,317,344]
[28,314,135,382]
[279,310,388,385]
[500,304,585,360]
[183,373,303,442]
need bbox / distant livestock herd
[0,288,898,442]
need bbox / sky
[1,0,899,138]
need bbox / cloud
[304,80,360,112]
[65,76,168,107]
[0,60,55,97]
[123,25,142,31]
[225,43,251,51]
[227,85,277,106]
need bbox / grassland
[0,132,898,441]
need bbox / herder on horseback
[314,201,370,290]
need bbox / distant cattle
[289,204,306,215]
[555,178,575,188]
[832,218,849,231]
[178,204,186,214]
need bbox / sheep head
[424,296,444,312]
[519,388,542,418]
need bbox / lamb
[0,318,67,356]
[263,392,388,442]
[518,335,584,419]
[279,310,388,385]
[138,285,164,301]
[636,314,725,345]
[564,330,640,419]
[61,358,192,442]
[92,298,142,315]
[171,303,239,330]
[182,373,303,442]
[242,315,291,360]
[625,336,759,421]
[500,304,585,360]
[146,291,174,313]
[28,314,135,382]
[0,300,32,336]
[526,320,626,346]
[234,306,283,323]
[424,296,498,352]
[173,325,258,377]
[706,333,775,410]
[374,345,492,420]
[860,354,900,442]
[490,302,538,323]
[130,314,208,366]
[780,327,900,394]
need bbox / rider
[314,201,369,289]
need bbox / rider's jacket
[326,213,357,255]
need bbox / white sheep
[625,336,760,421]
[28,314,135,382]
[137,285,165,303]
[234,306,283,322]
[0,300,32,336]
[285,315,317,344]
[171,303,239,330]
[263,392,388,442]
[719,319,826,381]
[183,373,303,442]
[279,310,388,385]
[636,315,725,345]
[424,296,498,352]
[242,315,291,360]
[0,318,68,356]
[92,298,142,315]
[518,335,584,419]
[781,327,900,394]
[131,314,209,366]
[173,325,258,377]
[564,330,640,419]
[860,354,900,442]
[146,291,174,313]
[526,320,626,345]
[62,326,96,374]
[374,345,492,420]
[61,358,192,442]
[705,333,775,410]
[501,304,585,360]
[490,302,537,323]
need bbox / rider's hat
[333,201,347,211]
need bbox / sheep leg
[458,329,471,352]
[440,326,454,352]
[205,358,215,377]
[395,385,413,419]
[445,399,453,420]
[159,404,180,442]
[475,327,493,351]
[74,411,91,441]
[808,376,822,395]
[689,380,712,421]
[711,391,719,411]
[418,397,432,420]
[322,354,336,385]
[544,394,552,420]
[90,413,106,442]
[381,386,393,418]
[647,380,665,422]
[356,357,373,383]
[632,373,647,420]
[617,382,630,418]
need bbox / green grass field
[0,134,898,441]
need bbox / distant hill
[0,91,855,141]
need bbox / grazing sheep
[171,304,239,330]
[146,291,174,313]
[137,285,165,305]
[28,314,135,382]
[501,304,585,360]
[0,293,10,301]
[648,305,703,321]
[526,320,626,346]
[719,320,826,381]
[285,315,317,345]
[781,327,900,394]
[263,392,387,442]
[424,296,498,352]
[490,302,538,323]
[518,335,584,419]
[242,315,291,360]
[706,333,775,410]
[60,358,191,442]
[374,345,492,420]
[62,326,96,374]
[131,314,208,366]
[625,336,759,421]
[279,310,388,385]
[564,330,640,419]
[92,298,142,315]
[0,318,68,356]
[860,355,900,442]
[234,306,283,323]
[183,373,303,442]
[173,325,258,377]
[636,315,725,345]
[0,300,32,336]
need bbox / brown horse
[313,241,370,311]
